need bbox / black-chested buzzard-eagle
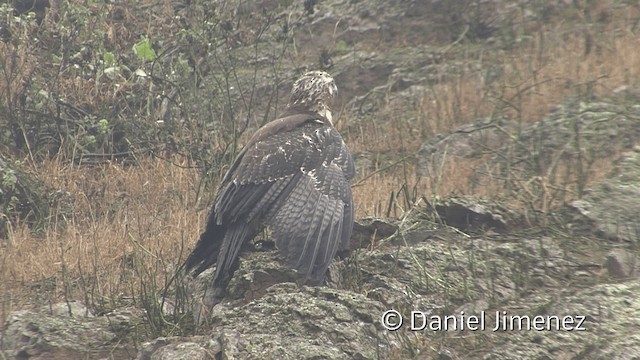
[185,71,355,304]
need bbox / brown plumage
[185,71,355,303]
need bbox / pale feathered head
[287,71,338,124]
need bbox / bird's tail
[184,212,256,291]
[184,212,225,277]
[211,223,253,288]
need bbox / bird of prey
[185,71,355,304]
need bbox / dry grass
[2,0,640,331]
[1,157,203,320]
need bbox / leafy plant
[133,38,156,62]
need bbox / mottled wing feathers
[270,162,352,282]
[211,116,354,282]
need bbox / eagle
[185,71,355,304]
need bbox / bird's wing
[270,159,353,283]
[186,114,321,277]
[214,118,354,282]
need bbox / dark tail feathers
[184,215,225,277]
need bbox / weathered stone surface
[481,280,640,359]
[605,248,639,278]
[571,148,640,242]
[137,337,219,360]
[197,284,390,360]
[2,302,131,359]
[508,102,640,173]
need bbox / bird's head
[288,70,338,124]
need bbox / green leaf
[103,51,115,65]
[133,38,156,62]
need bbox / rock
[45,300,95,318]
[605,248,639,278]
[104,307,148,337]
[203,284,390,360]
[570,148,640,242]
[433,196,523,232]
[484,279,640,359]
[2,302,132,359]
[352,217,399,248]
[137,337,219,360]
[493,101,640,182]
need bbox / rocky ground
[2,0,640,359]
